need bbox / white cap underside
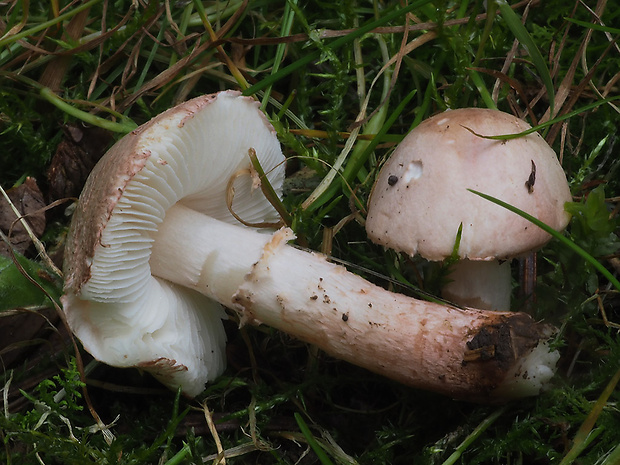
[83,91,284,302]
[65,278,227,396]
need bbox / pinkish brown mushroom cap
[366,108,572,262]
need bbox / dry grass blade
[1,0,29,38]
[202,401,226,465]
[497,0,555,116]
[559,368,620,465]
[0,0,102,49]
[470,67,537,123]
[38,8,91,91]
[546,39,616,145]
[577,0,620,115]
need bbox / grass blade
[564,18,620,34]
[0,0,103,48]
[260,0,297,110]
[559,368,620,465]
[468,189,620,292]
[466,95,620,141]
[294,413,335,465]
[242,0,432,97]
[600,442,620,465]
[496,0,555,116]
[442,407,506,465]
[304,88,416,212]
[40,87,138,133]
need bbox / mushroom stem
[442,259,512,311]
[150,203,558,402]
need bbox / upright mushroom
[63,94,559,401]
[366,108,572,311]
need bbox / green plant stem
[469,190,620,292]
[40,87,137,133]
[442,407,507,465]
[294,413,335,465]
[559,368,620,465]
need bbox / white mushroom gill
[80,92,284,302]
[64,277,227,396]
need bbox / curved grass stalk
[559,368,620,465]
[466,95,620,141]
[441,407,507,465]
[40,87,138,133]
[295,413,336,465]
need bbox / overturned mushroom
[366,108,572,311]
[62,91,285,396]
[63,93,559,401]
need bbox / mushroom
[63,94,559,401]
[366,108,572,312]
[62,91,285,396]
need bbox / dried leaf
[46,124,113,203]
[0,307,59,369]
[0,177,46,257]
